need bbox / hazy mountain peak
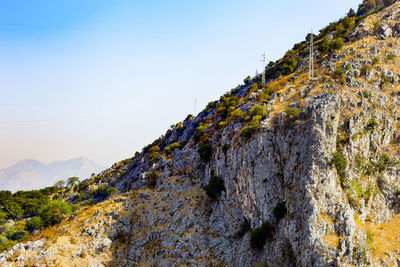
[0,157,105,192]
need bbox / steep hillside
[0,157,105,192]
[3,1,400,266]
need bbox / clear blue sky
[0,0,360,169]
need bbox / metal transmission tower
[309,29,314,79]
[261,53,267,85]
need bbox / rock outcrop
[3,1,400,266]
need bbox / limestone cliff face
[3,2,400,267]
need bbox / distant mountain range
[0,157,105,192]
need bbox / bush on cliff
[205,176,224,199]
[198,143,212,162]
[250,221,274,249]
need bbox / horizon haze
[1,0,360,169]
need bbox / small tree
[383,0,394,7]
[348,8,356,17]
[91,185,118,199]
[250,221,274,249]
[147,145,160,161]
[329,38,344,52]
[3,201,23,219]
[198,143,212,162]
[54,180,65,189]
[367,118,379,130]
[331,152,347,178]
[318,39,330,54]
[67,177,80,188]
[251,105,268,118]
[285,107,301,121]
[0,211,6,224]
[360,64,373,77]
[205,176,225,199]
[25,216,43,232]
[146,172,158,187]
[273,202,287,220]
[39,200,73,226]
[333,67,345,79]
[244,76,252,84]
[372,57,380,65]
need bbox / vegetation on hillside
[0,186,74,251]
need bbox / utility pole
[261,53,267,85]
[309,29,314,79]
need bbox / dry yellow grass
[322,232,340,249]
[320,213,340,249]
[363,214,400,262]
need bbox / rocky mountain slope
[2,1,400,266]
[0,157,105,192]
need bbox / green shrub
[273,202,287,220]
[248,83,259,93]
[333,67,345,79]
[240,115,262,139]
[354,153,373,174]
[39,200,73,226]
[257,85,272,103]
[251,105,268,118]
[9,231,28,241]
[375,153,394,172]
[91,186,118,199]
[384,0,394,7]
[218,108,246,128]
[380,72,390,88]
[387,53,395,61]
[336,136,349,149]
[25,216,43,232]
[366,229,375,244]
[54,180,65,189]
[233,218,250,239]
[222,144,230,154]
[165,142,181,155]
[146,172,159,187]
[0,211,6,224]
[331,152,347,178]
[249,221,274,249]
[366,118,379,130]
[360,64,373,77]
[375,160,386,173]
[281,58,299,76]
[66,177,80,188]
[362,90,372,98]
[329,38,344,52]
[216,95,239,120]
[194,123,208,143]
[75,181,89,193]
[381,153,392,165]
[285,107,301,121]
[348,8,356,17]
[372,57,380,65]
[394,190,400,197]
[318,38,330,54]
[3,201,23,219]
[147,145,160,161]
[198,143,212,162]
[205,176,224,199]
